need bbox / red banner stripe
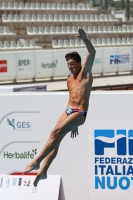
[0,60,7,64]
[10,172,37,176]
[0,67,7,72]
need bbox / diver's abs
[68,96,89,111]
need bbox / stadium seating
[0,0,133,51]
[0,41,4,49]
[117,38,122,45]
[0,27,15,35]
[0,40,42,50]
[0,2,93,11]
[52,37,133,48]
[26,25,133,35]
[4,41,11,49]
[102,38,108,45]
[2,14,117,23]
[11,41,17,49]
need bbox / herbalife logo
[7,118,31,131]
[4,149,37,159]
[41,59,58,68]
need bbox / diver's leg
[23,112,67,174]
[33,145,60,187]
[23,112,84,175]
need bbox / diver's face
[67,59,81,75]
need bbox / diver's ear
[78,61,81,66]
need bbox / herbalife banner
[35,50,55,79]
[0,92,133,200]
[52,49,70,77]
[0,46,132,82]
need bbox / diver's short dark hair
[65,52,81,63]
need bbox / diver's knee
[51,126,63,139]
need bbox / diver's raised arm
[76,28,96,72]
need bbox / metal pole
[105,0,108,10]
[126,0,129,21]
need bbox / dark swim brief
[66,107,87,122]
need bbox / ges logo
[7,118,31,130]
[94,129,133,156]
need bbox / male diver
[23,28,96,187]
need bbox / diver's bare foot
[22,161,40,175]
[33,172,47,187]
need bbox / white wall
[0,91,133,200]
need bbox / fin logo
[110,55,120,64]
[110,54,130,64]
[94,129,133,155]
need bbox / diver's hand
[76,28,87,40]
[70,127,78,138]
